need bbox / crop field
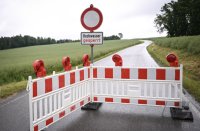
[0,39,141,97]
[147,35,200,102]
[152,35,200,54]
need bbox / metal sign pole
[90,44,94,64]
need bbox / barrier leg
[170,107,193,121]
[162,102,167,117]
[170,95,193,121]
[81,102,102,110]
[41,128,47,131]
[170,64,193,121]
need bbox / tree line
[0,34,121,50]
[154,0,200,37]
[104,35,120,40]
[0,35,56,50]
[0,35,80,50]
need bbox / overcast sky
[0,0,173,40]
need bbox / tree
[154,0,200,37]
[118,33,123,39]
[154,1,178,37]
[0,35,56,50]
[104,35,120,40]
[189,0,200,35]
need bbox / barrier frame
[27,65,183,131]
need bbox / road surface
[0,40,200,131]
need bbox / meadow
[147,35,200,102]
[152,35,200,54]
[0,39,141,97]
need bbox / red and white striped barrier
[92,66,182,108]
[28,67,91,131]
[92,66,180,80]
[33,96,90,131]
[32,67,90,98]
[93,96,180,107]
[28,65,183,131]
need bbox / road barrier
[27,66,91,131]
[92,66,182,107]
[27,54,183,131]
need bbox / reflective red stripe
[156,69,166,80]
[175,69,180,80]
[121,98,130,103]
[156,100,165,105]
[33,82,37,97]
[88,68,90,78]
[94,97,98,101]
[80,70,84,81]
[121,68,130,79]
[59,75,65,88]
[45,78,52,93]
[105,97,113,102]
[70,72,75,84]
[59,111,65,118]
[93,68,97,78]
[174,102,180,107]
[105,68,113,78]
[138,99,147,104]
[46,117,53,126]
[34,125,38,131]
[70,105,76,111]
[80,100,84,106]
[138,69,147,79]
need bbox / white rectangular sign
[81,32,103,45]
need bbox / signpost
[81,4,103,63]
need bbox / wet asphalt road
[0,40,200,131]
[94,40,158,67]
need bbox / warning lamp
[112,54,123,66]
[32,60,46,78]
[62,56,72,71]
[166,53,179,67]
[82,54,91,66]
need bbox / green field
[0,39,141,98]
[152,35,200,54]
[147,35,200,102]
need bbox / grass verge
[147,43,200,102]
[152,35,200,54]
[0,81,27,98]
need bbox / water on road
[94,40,158,67]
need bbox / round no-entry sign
[81,4,103,31]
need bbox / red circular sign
[81,4,103,31]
